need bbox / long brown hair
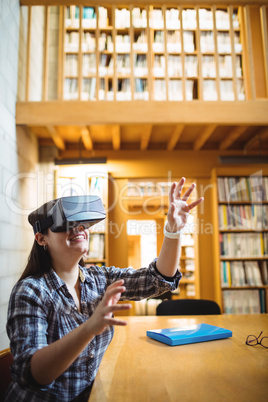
[19,200,84,282]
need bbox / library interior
[0,0,268,400]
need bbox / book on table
[147,323,232,346]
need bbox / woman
[4,178,203,401]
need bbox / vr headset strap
[33,216,54,234]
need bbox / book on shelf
[64,54,78,76]
[217,32,231,54]
[217,176,267,203]
[186,284,196,297]
[115,8,130,29]
[65,32,79,52]
[116,78,131,100]
[98,7,109,28]
[83,54,96,76]
[64,78,78,100]
[219,232,265,258]
[82,7,96,29]
[133,30,148,52]
[87,233,105,261]
[65,5,79,29]
[223,289,265,314]
[202,56,216,78]
[182,9,196,29]
[199,8,213,30]
[165,8,180,30]
[82,32,96,52]
[218,204,268,231]
[154,79,166,101]
[134,78,149,100]
[82,78,96,101]
[200,31,214,53]
[168,80,183,101]
[203,80,217,101]
[220,260,266,287]
[149,8,164,29]
[215,9,230,30]
[219,55,233,78]
[185,56,198,77]
[167,31,181,53]
[183,31,195,53]
[132,7,147,28]
[115,35,131,53]
[220,80,235,101]
[168,55,182,77]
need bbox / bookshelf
[126,179,200,299]
[62,4,246,101]
[55,164,109,267]
[212,167,268,314]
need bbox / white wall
[0,0,39,350]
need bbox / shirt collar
[44,265,91,291]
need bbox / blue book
[147,323,232,346]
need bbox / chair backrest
[156,299,221,316]
[0,348,13,399]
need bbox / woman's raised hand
[166,178,204,233]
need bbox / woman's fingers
[188,197,204,211]
[105,303,132,314]
[103,317,128,327]
[169,182,176,204]
[181,183,195,201]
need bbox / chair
[145,291,172,315]
[156,298,221,316]
[0,348,13,399]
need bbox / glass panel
[29,6,45,101]
[48,6,59,100]
[17,6,28,101]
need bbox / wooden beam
[167,124,184,150]
[140,124,153,150]
[111,125,120,150]
[46,125,65,150]
[194,124,217,150]
[244,127,268,149]
[81,127,93,150]
[219,126,248,150]
[16,101,268,126]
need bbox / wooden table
[89,315,268,402]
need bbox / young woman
[4,178,203,401]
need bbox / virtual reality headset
[29,195,106,234]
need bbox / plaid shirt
[5,261,181,401]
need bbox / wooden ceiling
[28,123,268,154]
